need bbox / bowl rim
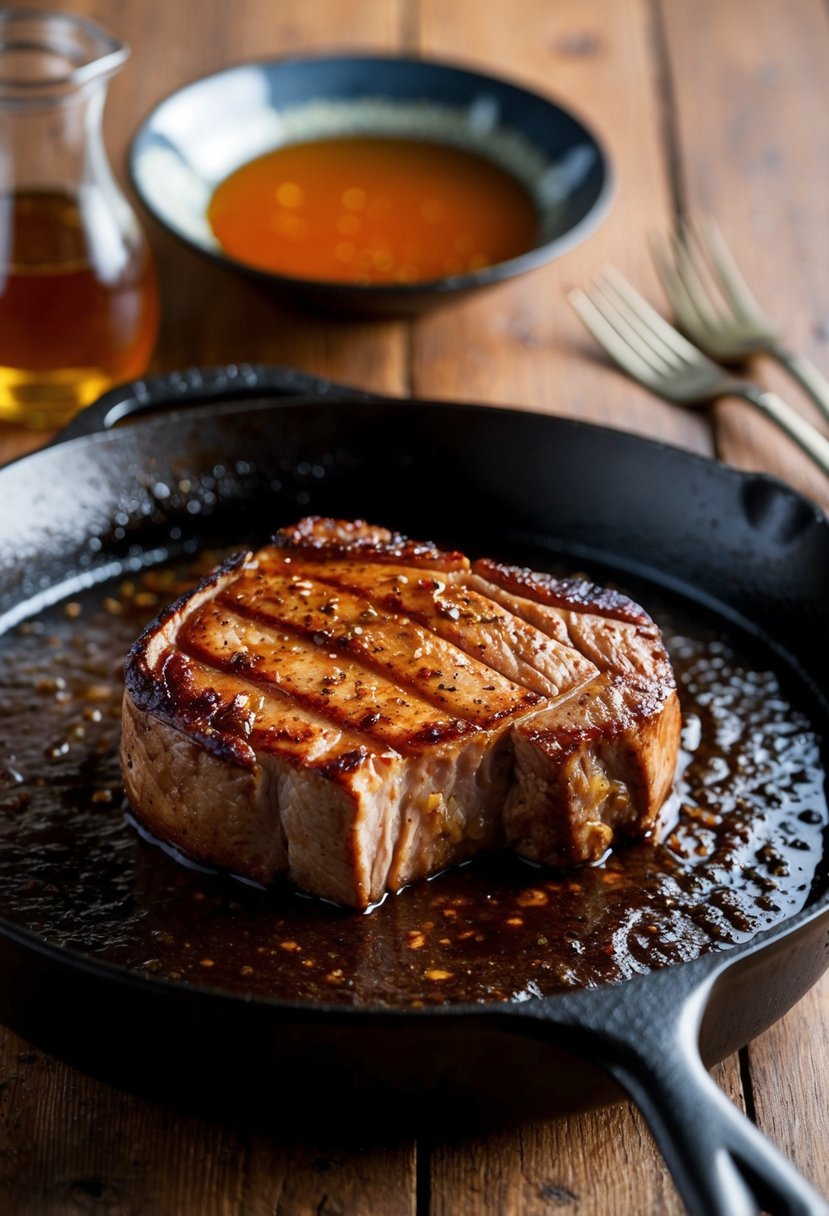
[128,49,614,299]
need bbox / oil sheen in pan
[0,555,826,1008]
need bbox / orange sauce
[207,136,538,284]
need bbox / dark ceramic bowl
[129,54,612,318]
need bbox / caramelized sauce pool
[207,137,538,284]
[0,559,826,1008]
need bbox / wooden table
[1,1,828,1211]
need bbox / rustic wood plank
[0,1027,416,1216]
[745,973,829,1198]
[427,1060,742,1216]
[659,0,829,510]
[411,0,711,454]
[0,1034,243,1215]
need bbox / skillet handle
[54,364,375,443]
[511,967,828,1216]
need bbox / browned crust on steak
[472,557,652,625]
[274,516,469,571]
[121,519,681,908]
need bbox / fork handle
[767,344,829,430]
[734,385,829,479]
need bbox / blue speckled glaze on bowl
[130,54,613,317]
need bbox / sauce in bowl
[207,136,538,285]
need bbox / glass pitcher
[0,10,159,429]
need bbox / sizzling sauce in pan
[0,557,826,1007]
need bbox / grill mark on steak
[256,555,598,701]
[178,601,483,754]
[152,648,394,774]
[465,573,674,688]
[215,566,544,725]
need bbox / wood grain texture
[0,1028,416,1216]
[746,972,829,1197]
[659,0,829,509]
[0,1,828,1214]
[426,1059,745,1216]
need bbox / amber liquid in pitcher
[0,190,159,428]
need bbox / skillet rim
[0,394,827,1023]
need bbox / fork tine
[568,287,665,388]
[687,214,763,322]
[650,231,718,335]
[597,266,705,364]
[589,273,687,375]
[669,227,727,327]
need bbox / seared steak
[121,519,681,908]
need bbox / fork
[568,267,829,480]
[650,216,829,428]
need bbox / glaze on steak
[121,519,681,908]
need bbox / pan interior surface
[0,397,827,1015]
[0,536,826,1010]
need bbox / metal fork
[651,216,829,428]
[568,267,829,479]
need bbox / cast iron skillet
[1,365,828,1216]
